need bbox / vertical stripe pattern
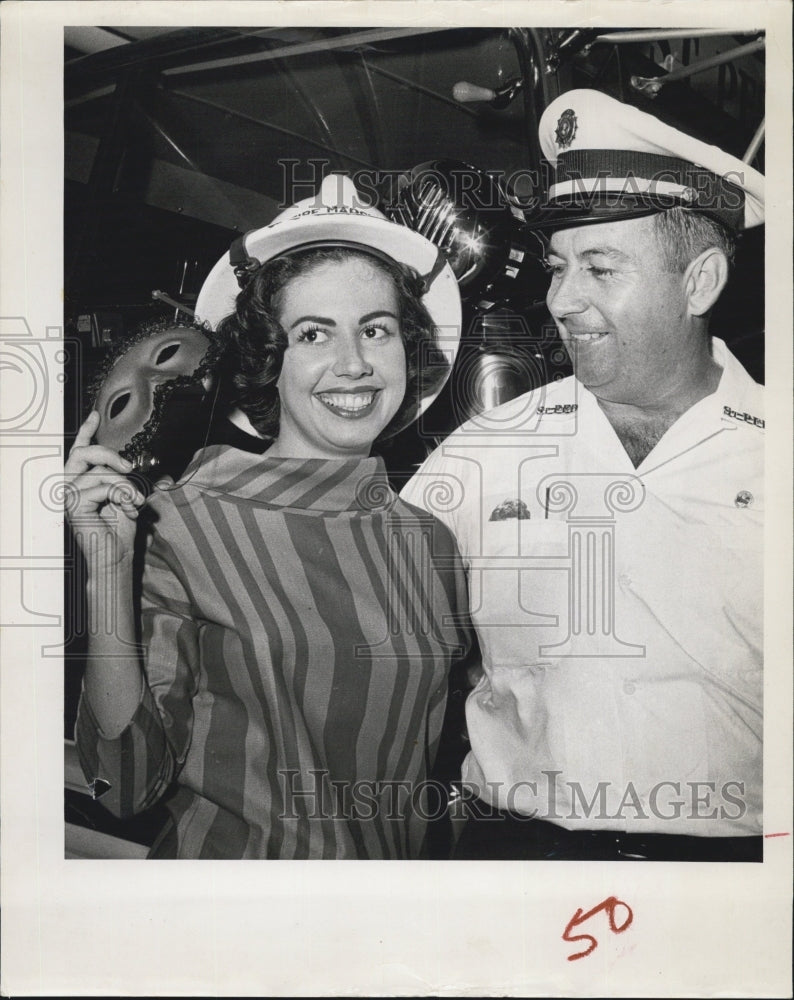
[76,446,470,859]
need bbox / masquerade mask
[93,324,215,476]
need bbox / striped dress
[76,445,471,859]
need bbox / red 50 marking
[562,896,634,961]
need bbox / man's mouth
[567,331,608,343]
[316,390,380,417]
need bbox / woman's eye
[296,327,328,344]
[361,324,393,340]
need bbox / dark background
[64,26,765,406]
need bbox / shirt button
[618,573,631,587]
[623,681,636,695]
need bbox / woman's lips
[315,389,380,418]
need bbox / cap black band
[558,149,701,185]
[551,148,745,230]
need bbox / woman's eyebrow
[287,310,399,330]
[359,310,399,324]
[287,314,336,329]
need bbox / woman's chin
[319,427,383,458]
[312,402,397,454]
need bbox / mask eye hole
[155,342,181,364]
[109,392,131,419]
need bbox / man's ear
[684,247,730,316]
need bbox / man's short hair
[653,208,737,272]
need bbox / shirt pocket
[470,519,571,640]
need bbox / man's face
[545,215,693,407]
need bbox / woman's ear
[684,247,730,316]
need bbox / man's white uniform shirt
[401,339,763,836]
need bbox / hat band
[230,237,447,293]
[553,148,745,218]
[558,149,698,185]
[549,177,693,201]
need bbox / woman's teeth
[317,391,377,413]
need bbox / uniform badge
[555,109,578,149]
[489,499,531,522]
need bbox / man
[401,88,765,861]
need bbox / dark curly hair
[215,246,450,442]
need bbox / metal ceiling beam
[361,62,482,119]
[160,27,449,77]
[631,38,766,97]
[66,27,279,88]
[594,28,762,44]
[64,26,130,55]
[167,87,376,169]
[743,118,765,164]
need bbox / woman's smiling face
[270,255,408,459]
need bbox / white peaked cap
[535,88,764,230]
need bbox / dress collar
[178,445,394,513]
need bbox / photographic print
[2,2,791,996]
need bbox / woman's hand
[64,411,145,568]
[67,412,159,738]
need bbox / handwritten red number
[562,896,634,961]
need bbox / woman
[67,175,473,859]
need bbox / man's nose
[547,269,588,319]
[332,334,373,378]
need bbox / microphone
[452,76,524,110]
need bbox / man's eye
[296,326,328,344]
[587,266,615,278]
[542,259,565,277]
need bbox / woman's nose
[332,334,373,378]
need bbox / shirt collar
[572,337,761,424]
[710,337,762,413]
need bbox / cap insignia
[555,109,578,149]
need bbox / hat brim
[525,200,665,233]
[195,213,463,433]
[525,191,762,233]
